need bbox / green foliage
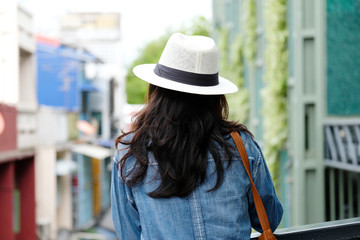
[219,28,230,75]
[125,35,169,104]
[244,0,257,63]
[179,16,213,36]
[262,0,288,189]
[216,0,287,192]
[218,28,249,124]
[125,16,211,104]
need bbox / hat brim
[133,64,238,95]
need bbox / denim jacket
[111,131,283,240]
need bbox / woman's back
[111,132,283,240]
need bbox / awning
[71,144,112,160]
[0,148,35,163]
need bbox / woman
[111,33,283,240]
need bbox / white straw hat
[133,33,238,95]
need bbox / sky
[19,0,212,66]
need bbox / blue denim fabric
[111,132,283,240]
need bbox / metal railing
[70,232,106,240]
[251,217,360,240]
[324,120,360,172]
[324,119,360,221]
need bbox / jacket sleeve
[111,154,141,240]
[247,140,283,233]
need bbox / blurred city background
[0,0,359,239]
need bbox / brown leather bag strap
[230,131,276,239]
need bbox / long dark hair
[115,84,252,198]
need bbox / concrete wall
[35,146,57,240]
[56,151,73,231]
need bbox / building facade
[0,4,119,239]
[36,37,114,237]
[213,0,360,227]
[0,3,37,239]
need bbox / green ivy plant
[244,0,257,64]
[262,0,288,189]
[219,27,230,77]
[218,28,249,124]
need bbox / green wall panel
[327,0,360,115]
